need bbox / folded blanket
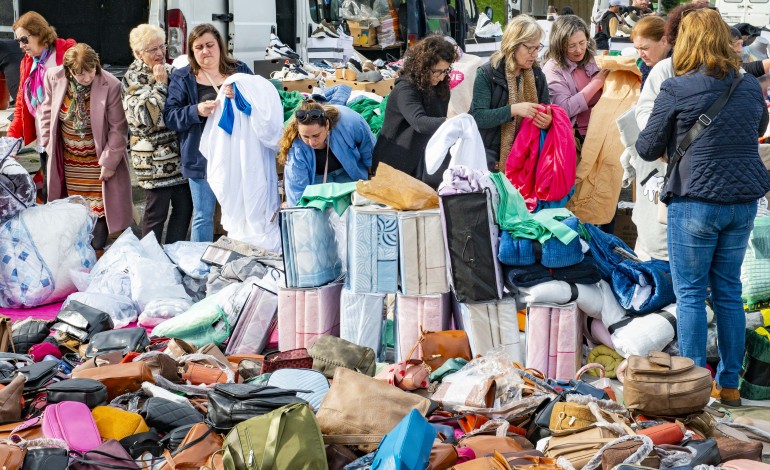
[504,258,601,288]
[611,259,675,315]
[584,222,637,281]
[586,344,624,378]
[541,216,584,268]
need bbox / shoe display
[268,33,300,60]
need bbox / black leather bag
[84,328,150,357]
[21,447,69,470]
[53,301,114,343]
[206,383,307,431]
[120,430,164,458]
[139,397,203,434]
[683,438,721,466]
[12,320,52,354]
[46,378,108,408]
[0,360,59,391]
[526,394,565,444]
[160,423,197,452]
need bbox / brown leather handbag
[428,443,458,470]
[716,436,763,462]
[601,440,660,470]
[159,423,224,470]
[136,352,181,383]
[0,416,44,441]
[451,451,512,469]
[549,402,599,432]
[0,375,25,424]
[0,441,25,469]
[0,315,14,353]
[457,434,531,456]
[181,363,227,386]
[72,362,154,400]
[260,348,313,374]
[543,424,627,469]
[420,329,472,371]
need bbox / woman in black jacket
[372,35,456,188]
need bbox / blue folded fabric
[498,231,536,266]
[541,216,584,268]
[217,83,252,135]
[503,258,602,288]
[584,223,637,281]
[611,259,676,315]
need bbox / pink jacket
[39,66,132,234]
[542,58,601,123]
[505,104,576,210]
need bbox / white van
[715,0,770,27]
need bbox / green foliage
[478,0,507,23]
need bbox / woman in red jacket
[9,11,75,202]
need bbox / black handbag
[21,447,69,470]
[683,438,721,466]
[206,383,307,431]
[11,319,52,354]
[52,301,114,343]
[120,430,165,458]
[68,439,141,469]
[440,191,501,303]
[46,378,108,408]
[0,360,59,391]
[525,394,565,444]
[159,423,197,452]
[84,327,150,357]
[139,397,203,434]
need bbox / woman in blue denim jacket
[163,23,252,242]
[636,8,770,407]
[278,100,374,206]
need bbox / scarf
[500,60,538,171]
[63,79,92,136]
[23,46,54,115]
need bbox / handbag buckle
[698,114,712,126]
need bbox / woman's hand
[197,100,218,117]
[533,105,553,129]
[511,102,545,119]
[99,166,116,182]
[152,64,168,84]
[591,69,611,88]
[224,85,234,99]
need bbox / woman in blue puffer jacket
[636,8,770,407]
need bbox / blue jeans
[188,178,217,242]
[314,168,355,185]
[668,197,757,389]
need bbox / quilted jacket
[636,70,770,204]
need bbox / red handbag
[638,422,685,445]
[260,348,313,374]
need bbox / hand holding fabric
[533,105,553,129]
[99,166,116,182]
[642,175,664,203]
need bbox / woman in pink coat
[39,43,132,251]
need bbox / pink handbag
[277,283,343,350]
[526,303,582,381]
[395,292,451,362]
[42,401,102,452]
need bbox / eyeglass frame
[431,66,453,76]
[143,43,168,55]
[14,35,30,45]
[567,39,588,52]
[520,43,545,55]
[296,108,326,124]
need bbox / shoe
[474,12,503,38]
[312,22,338,38]
[711,381,742,407]
[268,33,300,60]
[321,20,339,37]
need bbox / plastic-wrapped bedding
[0,196,96,308]
[516,281,605,319]
[0,137,35,220]
[164,242,211,280]
[610,259,676,315]
[339,288,385,358]
[64,292,137,328]
[138,298,195,328]
[610,304,677,358]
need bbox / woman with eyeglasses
[9,11,76,202]
[372,35,456,188]
[38,44,133,252]
[543,15,609,144]
[470,14,552,172]
[163,23,252,243]
[122,24,191,244]
[278,100,375,206]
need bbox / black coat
[372,77,448,187]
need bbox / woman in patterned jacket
[122,24,192,243]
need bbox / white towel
[424,114,487,175]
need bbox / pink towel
[277,289,299,351]
[526,305,551,373]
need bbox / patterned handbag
[260,348,314,375]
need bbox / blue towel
[218,83,252,135]
[498,231,536,266]
[541,216,584,268]
[584,223,637,281]
[611,259,676,315]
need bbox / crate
[328,77,395,97]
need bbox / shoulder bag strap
[665,74,744,180]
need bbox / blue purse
[371,408,437,470]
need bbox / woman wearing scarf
[9,11,76,202]
[470,14,552,173]
[38,44,132,252]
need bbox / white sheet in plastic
[457,296,521,362]
[138,298,195,328]
[611,304,677,358]
[339,288,385,359]
[129,256,190,312]
[64,292,137,328]
[164,241,211,280]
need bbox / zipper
[668,381,712,397]
[244,427,255,469]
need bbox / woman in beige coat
[39,43,132,250]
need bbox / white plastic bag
[129,257,189,312]
[138,298,195,328]
[64,292,137,328]
[140,233,174,265]
[164,241,211,280]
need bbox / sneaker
[321,20,339,37]
[711,381,742,407]
[348,57,363,73]
[265,47,283,60]
[312,22,338,38]
[475,12,503,38]
[268,33,300,60]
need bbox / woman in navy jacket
[163,23,252,242]
[636,8,770,407]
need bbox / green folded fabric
[297,181,358,215]
[429,357,469,383]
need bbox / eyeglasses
[143,44,168,55]
[567,40,588,52]
[431,67,453,76]
[296,109,326,123]
[15,35,30,45]
[522,43,545,55]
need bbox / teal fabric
[429,358,469,382]
[278,89,305,124]
[297,181,358,215]
[488,172,578,244]
[348,96,389,137]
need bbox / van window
[311,0,342,23]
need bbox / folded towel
[498,231,536,266]
[504,258,601,288]
[541,216,584,268]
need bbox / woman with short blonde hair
[631,16,670,89]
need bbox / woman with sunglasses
[122,24,191,244]
[164,23,252,242]
[278,100,375,206]
[9,11,76,202]
[470,14,552,172]
[372,35,456,188]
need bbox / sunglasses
[431,67,453,76]
[15,35,30,45]
[296,109,325,123]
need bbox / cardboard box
[281,79,318,93]
[349,20,378,47]
[334,68,358,81]
[328,77,395,97]
[614,205,638,249]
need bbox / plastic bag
[129,257,189,312]
[64,292,137,328]
[86,271,133,298]
[139,233,173,265]
[164,241,211,280]
[341,0,376,21]
[89,229,144,280]
[138,298,195,328]
[356,163,439,210]
[0,137,35,220]
[742,215,770,306]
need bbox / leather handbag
[376,337,430,391]
[159,422,224,470]
[68,439,141,470]
[428,443,458,470]
[0,375,24,423]
[42,401,102,452]
[181,362,228,385]
[624,351,712,416]
[637,422,685,445]
[1,360,58,391]
[21,447,69,470]
[716,436,763,462]
[120,430,164,458]
[165,338,197,359]
[457,434,531,456]
[683,438,721,466]
[46,378,108,408]
[11,319,51,354]
[543,424,627,469]
[420,329,472,371]
[317,367,432,453]
[309,334,376,378]
[326,443,359,470]
[139,397,203,434]
[84,327,150,357]
[549,402,598,432]
[52,301,114,343]
[0,416,44,441]
[451,451,512,469]
[136,352,181,383]
[92,406,150,441]
[161,423,197,452]
[0,441,25,470]
[601,440,660,470]
[207,383,307,431]
[72,361,154,400]
[260,348,313,374]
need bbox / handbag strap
[67,449,140,470]
[262,403,292,469]
[665,74,743,181]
